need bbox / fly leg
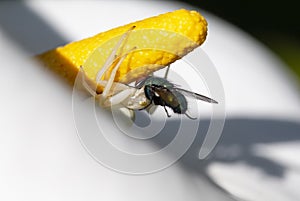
[163,105,171,118]
[184,112,197,120]
[163,65,170,79]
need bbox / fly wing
[174,88,218,104]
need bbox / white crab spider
[78,26,151,113]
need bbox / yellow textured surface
[37,9,207,91]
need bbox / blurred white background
[1,1,300,201]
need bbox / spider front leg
[96,27,136,105]
[80,26,136,106]
[97,46,137,107]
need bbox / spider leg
[80,26,135,99]
[78,66,97,97]
[101,46,136,99]
[96,26,135,83]
[108,88,136,106]
[96,26,136,104]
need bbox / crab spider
[78,26,151,112]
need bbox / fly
[136,76,218,119]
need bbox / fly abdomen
[168,90,187,114]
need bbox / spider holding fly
[78,26,218,120]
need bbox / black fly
[136,76,218,119]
